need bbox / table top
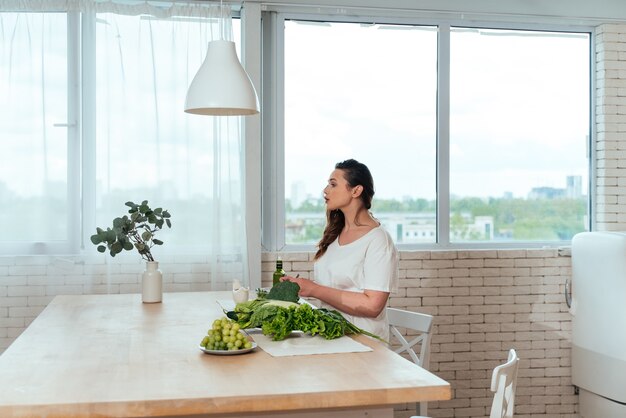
[0,291,451,417]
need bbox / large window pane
[284,20,437,245]
[449,28,590,242]
[0,13,68,246]
[94,15,244,253]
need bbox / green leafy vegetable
[227,298,386,343]
[226,299,268,328]
[266,281,301,303]
[261,306,296,341]
[226,299,299,329]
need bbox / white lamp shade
[185,40,260,116]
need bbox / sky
[283,22,590,201]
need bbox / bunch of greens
[261,303,385,341]
[225,281,385,342]
[226,298,299,330]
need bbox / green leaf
[162,211,171,218]
[123,241,134,251]
[153,239,163,245]
[113,217,124,228]
[90,234,102,244]
[111,241,123,254]
[125,201,136,207]
[154,208,162,215]
[141,200,148,206]
[97,245,106,253]
[166,219,171,228]
[105,229,117,244]
[148,214,157,224]
[141,231,152,241]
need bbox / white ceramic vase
[142,261,162,303]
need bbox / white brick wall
[596,24,626,231]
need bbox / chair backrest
[387,307,434,369]
[489,349,520,418]
[387,308,434,418]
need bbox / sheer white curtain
[1,1,248,290]
[0,11,70,254]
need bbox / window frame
[261,10,595,252]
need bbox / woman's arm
[282,275,389,318]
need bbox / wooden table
[0,292,451,417]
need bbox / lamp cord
[219,0,224,41]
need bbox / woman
[282,159,398,340]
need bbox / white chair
[387,307,434,417]
[489,348,520,418]
[408,347,520,418]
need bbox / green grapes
[200,317,253,351]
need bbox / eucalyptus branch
[90,200,172,262]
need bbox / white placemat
[247,330,373,357]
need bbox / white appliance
[571,232,626,417]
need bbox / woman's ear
[352,185,363,197]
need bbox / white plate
[199,341,257,356]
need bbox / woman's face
[323,169,354,211]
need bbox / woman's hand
[281,275,317,298]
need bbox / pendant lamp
[184,6,259,116]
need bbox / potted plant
[90,200,172,303]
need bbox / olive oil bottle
[272,258,286,286]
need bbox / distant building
[528,175,583,200]
[528,187,565,199]
[290,181,306,208]
[566,175,582,199]
[379,213,436,243]
[377,213,494,243]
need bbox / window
[0,13,73,254]
[272,16,591,249]
[449,28,590,242]
[1,6,244,256]
[283,20,438,246]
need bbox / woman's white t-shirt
[313,226,399,341]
